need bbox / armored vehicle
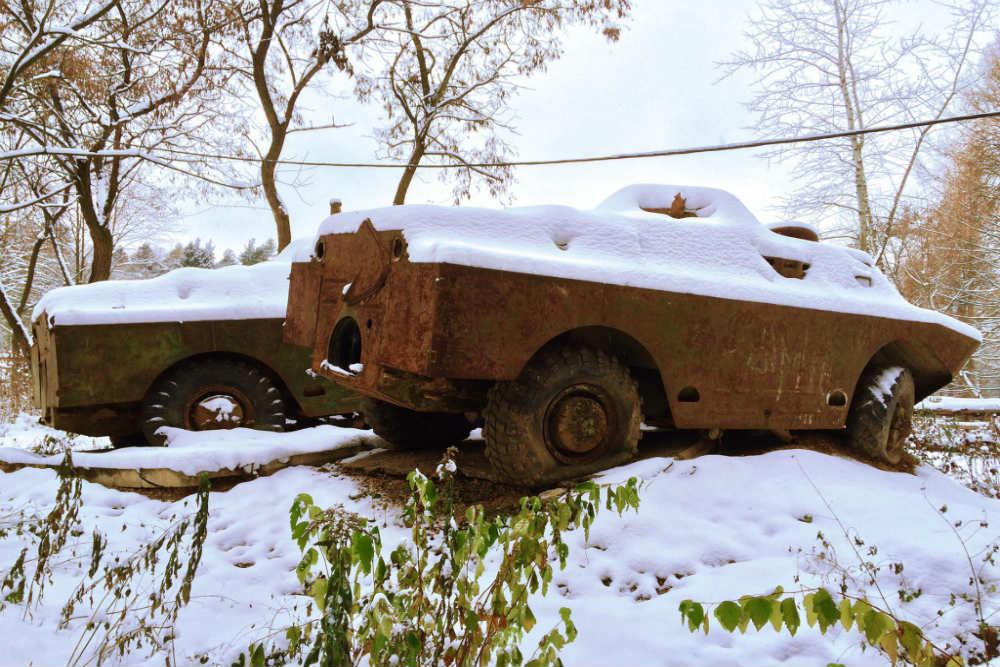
[32,240,360,444]
[284,185,979,485]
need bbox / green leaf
[714,601,742,632]
[352,533,375,572]
[250,643,264,667]
[743,597,772,631]
[679,600,704,632]
[769,597,783,631]
[310,577,328,612]
[813,589,840,633]
[804,593,818,628]
[899,621,923,659]
[523,605,536,632]
[839,598,854,631]
[465,609,479,632]
[863,611,892,646]
[780,598,800,636]
[879,630,899,665]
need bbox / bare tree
[0,0,241,283]
[900,42,1000,395]
[222,0,387,250]
[358,0,631,205]
[721,0,993,259]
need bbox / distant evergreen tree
[181,238,215,268]
[164,243,184,270]
[239,238,276,265]
[217,248,238,267]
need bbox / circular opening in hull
[328,317,362,370]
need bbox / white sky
[178,0,935,252]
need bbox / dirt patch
[331,428,919,511]
[345,469,533,519]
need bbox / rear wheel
[361,398,472,450]
[140,358,286,445]
[847,366,914,465]
[483,345,641,487]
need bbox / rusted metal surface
[33,317,361,437]
[285,221,979,432]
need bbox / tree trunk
[261,133,292,251]
[393,143,426,205]
[74,163,114,283]
[0,279,31,358]
[87,224,114,283]
[851,136,875,254]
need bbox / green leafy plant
[234,448,642,667]
[679,586,958,666]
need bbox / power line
[150,109,1000,169]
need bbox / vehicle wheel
[140,358,286,445]
[846,366,914,465]
[483,345,641,487]
[361,398,472,449]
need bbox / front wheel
[846,366,914,465]
[140,358,287,445]
[483,345,641,487]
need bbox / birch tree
[722,0,992,259]
[900,43,1000,394]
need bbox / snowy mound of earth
[32,237,314,326]
[0,423,369,476]
[1,437,999,665]
[316,184,978,339]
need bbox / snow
[1,420,999,665]
[319,359,362,376]
[316,184,979,340]
[918,396,1000,412]
[0,412,110,452]
[31,237,315,326]
[0,423,369,476]
[870,366,904,407]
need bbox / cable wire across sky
[147,109,1000,170]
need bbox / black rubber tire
[483,345,641,487]
[361,398,472,450]
[847,366,914,465]
[140,357,287,445]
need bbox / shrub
[235,448,642,667]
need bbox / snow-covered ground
[917,395,1000,413]
[1,416,999,665]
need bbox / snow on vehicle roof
[315,184,979,340]
[32,237,315,327]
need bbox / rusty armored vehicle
[285,185,980,486]
[32,239,361,445]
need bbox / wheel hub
[185,386,253,431]
[544,385,613,462]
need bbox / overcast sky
[179,0,928,252]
